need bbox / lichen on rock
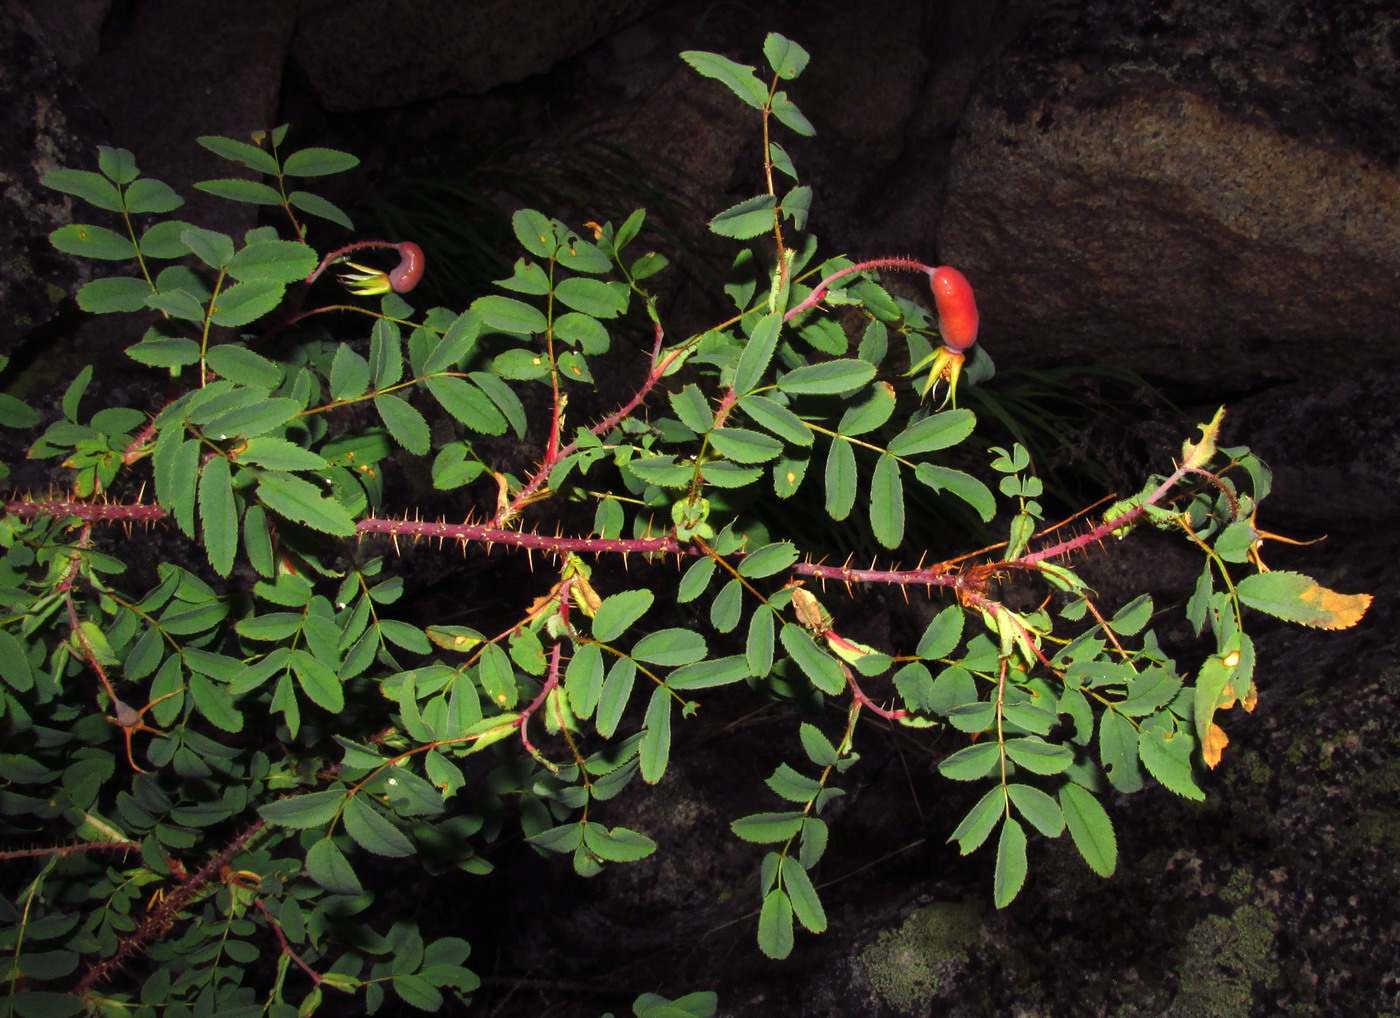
[858,899,982,1015]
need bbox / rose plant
[0,34,1370,1017]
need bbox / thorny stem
[782,257,934,323]
[251,896,321,986]
[77,819,267,993]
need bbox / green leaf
[592,589,654,642]
[1236,570,1372,630]
[49,224,136,260]
[227,240,317,284]
[77,276,151,313]
[395,974,444,1011]
[203,397,300,439]
[632,628,707,667]
[710,427,783,463]
[746,608,775,677]
[553,310,609,353]
[770,91,815,136]
[782,860,826,932]
[473,294,547,335]
[198,457,238,576]
[426,376,507,435]
[836,383,896,436]
[1137,725,1204,800]
[739,541,800,578]
[582,823,657,862]
[668,384,714,434]
[917,605,965,660]
[287,190,353,229]
[730,811,804,843]
[640,687,672,783]
[259,789,346,828]
[139,219,194,258]
[195,178,284,205]
[937,741,1000,781]
[306,837,363,894]
[870,452,904,549]
[628,456,693,488]
[509,208,557,258]
[758,888,795,959]
[799,723,838,768]
[596,658,636,738]
[778,359,876,395]
[475,643,517,710]
[914,464,997,522]
[677,556,716,603]
[197,134,280,175]
[566,643,605,718]
[291,648,345,713]
[993,818,1028,908]
[949,785,1005,854]
[554,277,629,318]
[764,33,810,80]
[680,50,769,109]
[210,278,284,327]
[0,393,39,429]
[123,178,183,214]
[667,655,749,689]
[375,394,431,455]
[888,409,976,456]
[823,438,856,521]
[205,344,282,388]
[329,345,371,399]
[425,312,482,373]
[1007,784,1064,837]
[1109,594,1153,636]
[188,673,243,733]
[708,194,777,240]
[1003,736,1073,775]
[343,795,414,857]
[282,146,359,176]
[733,312,784,395]
[0,631,35,691]
[98,146,139,184]
[257,473,357,535]
[741,393,811,446]
[765,762,821,802]
[471,371,527,438]
[43,168,122,211]
[235,437,327,471]
[1099,710,1144,793]
[779,624,844,695]
[1060,783,1116,876]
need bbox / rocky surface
[4,0,1397,1015]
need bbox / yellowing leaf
[1181,406,1225,470]
[1237,571,1372,630]
[1202,723,1230,769]
[1297,582,1372,630]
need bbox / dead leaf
[1298,583,1373,630]
[1202,723,1230,769]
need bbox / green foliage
[0,32,1372,1014]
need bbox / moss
[1165,874,1277,1018]
[859,900,982,1015]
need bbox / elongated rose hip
[930,265,978,352]
[389,242,425,293]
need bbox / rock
[938,0,1400,389]
[0,0,109,357]
[291,0,661,112]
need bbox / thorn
[527,547,535,572]
[391,533,401,555]
[900,585,910,604]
